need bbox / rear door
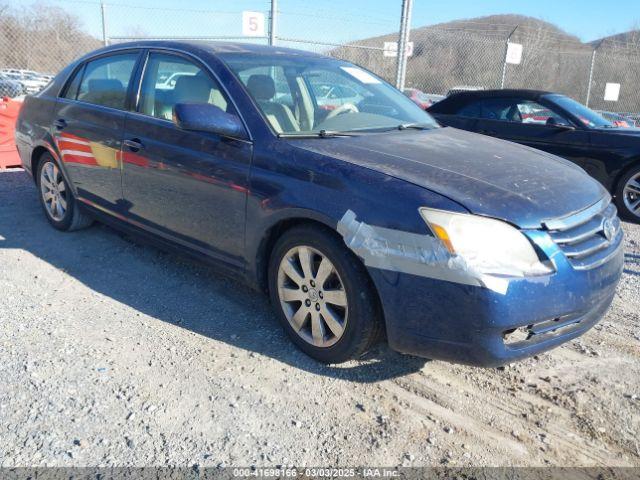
[53,51,141,212]
[121,50,252,265]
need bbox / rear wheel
[36,153,93,231]
[268,225,381,363]
[615,165,640,222]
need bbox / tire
[268,224,382,364]
[36,153,93,231]
[614,165,640,222]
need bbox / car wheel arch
[30,144,77,196]
[613,157,640,196]
[30,146,51,182]
[255,214,387,339]
[255,216,334,293]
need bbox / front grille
[544,199,623,270]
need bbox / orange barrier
[0,97,23,169]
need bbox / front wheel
[36,153,93,231]
[268,225,381,364]
[615,166,640,222]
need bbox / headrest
[246,74,275,101]
[88,78,123,92]
[173,75,212,103]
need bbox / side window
[457,98,520,122]
[62,65,84,100]
[76,53,138,110]
[517,100,571,126]
[480,98,518,121]
[456,100,482,118]
[138,53,230,121]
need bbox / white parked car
[0,69,50,94]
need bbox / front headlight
[419,207,554,277]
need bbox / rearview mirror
[546,117,575,131]
[173,103,246,139]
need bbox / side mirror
[173,103,247,139]
[546,116,575,131]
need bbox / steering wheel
[325,102,359,120]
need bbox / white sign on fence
[604,83,621,102]
[242,11,265,37]
[505,42,523,65]
[383,41,414,58]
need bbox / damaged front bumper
[367,238,623,367]
[337,200,624,367]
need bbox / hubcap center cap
[308,288,319,302]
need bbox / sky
[10,0,640,45]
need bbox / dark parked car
[16,43,623,367]
[428,89,640,222]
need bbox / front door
[52,51,140,212]
[121,51,252,266]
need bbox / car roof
[428,89,557,113]
[86,40,325,60]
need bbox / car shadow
[0,170,427,382]
[623,252,640,277]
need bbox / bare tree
[0,3,100,73]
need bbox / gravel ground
[0,169,639,468]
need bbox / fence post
[585,41,602,107]
[500,25,518,89]
[100,3,108,46]
[269,0,277,46]
[395,0,413,90]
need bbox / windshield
[220,53,438,135]
[546,94,613,128]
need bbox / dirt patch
[0,170,638,467]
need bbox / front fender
[244,139,468,287]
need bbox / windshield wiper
[278,130,358,139]
[397,123,432,130]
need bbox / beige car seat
[246,74,300,133]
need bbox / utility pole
[395,0,413,90]
[269,0,277,46]
[101,3,108,46]
[585,41,602,107]
[500,25,518,89]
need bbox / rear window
[73,53,138,110]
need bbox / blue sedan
[15,41,623,366]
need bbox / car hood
[291,127,608,229]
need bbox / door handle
[124,138,144,151]
[53,118,67,130]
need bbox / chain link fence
[1,0,640,119]
[0,2,102,96]
[589,43,640,114]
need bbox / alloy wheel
[623,172,640,219]
[277,245,348,348]
[40,161,68,221]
